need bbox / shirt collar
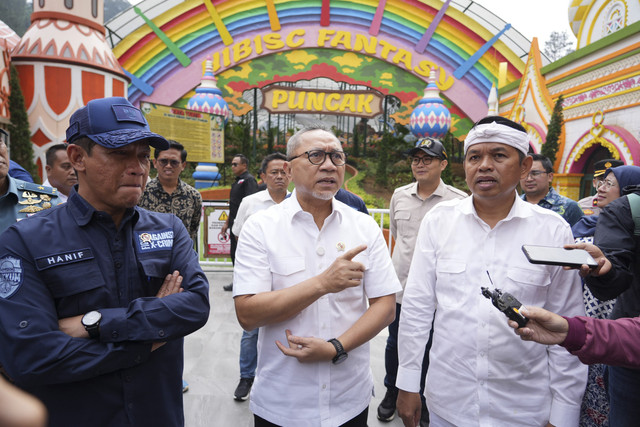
[460,191,533,223]
[68,187,138,227]
[410,179,447,200]
[286,189,344,225]
[2,175,19,199]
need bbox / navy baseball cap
[407,137,447,160]
[66,97,169,150]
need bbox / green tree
[351,122,360,158]
[543,95,564,165]
[375,132,392,186]
[8,65,37,180]
[0,0,31,37]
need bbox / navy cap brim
[87,129,169,150]
[407,146,445,159]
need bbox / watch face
[82,311,101,326]
[334,353,348,365]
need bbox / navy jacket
[0,190,210,426]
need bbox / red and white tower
[10,0,128,177]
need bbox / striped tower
[10,0,129,178]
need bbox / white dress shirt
[43,179,67,203]
[389,180,467,302]
[232,189,288,236]
[233,191,402,426]
[397,195,587,427]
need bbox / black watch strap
[328,338,348,364]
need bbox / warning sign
[204,204,230,256]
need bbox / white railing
[368,208,392,252]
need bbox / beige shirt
[390,180,467,303]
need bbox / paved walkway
[183,269,404,427]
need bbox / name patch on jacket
[0,256,24,299]
[136,230,174,253]
[35,249,94,271]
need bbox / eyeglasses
[597,179,618,190]
[231,162,239,167]
[157,158,181,167]
[526,170,548,178]
[410,156,437,166]
[288,150,347,166]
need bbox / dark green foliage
[0,0,31,37]
[8,65,37,180]
[351,122,361,158]
[543,95,564,165]
[375,132,392,186]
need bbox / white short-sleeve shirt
[233,191,401,426]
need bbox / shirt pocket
[393,209,412,236]
[435,259,467,308]
[43,261,108,317]
[270,256,306,290]
[336,254,369,304]
[138,255,172,297]
[504,268,550,307]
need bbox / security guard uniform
[0,190,210,426]
[0,176,62,232]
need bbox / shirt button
[125,375,132,382]
[322,384,326,390]
[316,247,325,256]
[135,356,142,363]
[19,320,28,328]
[480,352,485,357]
[112,331,119,339]
[115,261,122,269]
[158,330,165,337]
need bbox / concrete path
[183,269,404,427]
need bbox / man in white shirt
[396,116,587,427]
[233,126,401,426]
[230,152,289,401]
[43,143,77,203]
[378,137,467,424]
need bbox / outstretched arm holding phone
[509,306,640,369]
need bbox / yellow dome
[568,0,593,37]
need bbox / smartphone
[522,245,598,269]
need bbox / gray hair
[286,126,333,159]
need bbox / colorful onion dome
[409,69,451,139]
[187,58,229,123]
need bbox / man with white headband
[396,116,587,427]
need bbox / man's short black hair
[531,153,553,173]
[45,143,69,167]
[70,137,97,155]
[234,154,249,166]
[260,152,287,174]
[154,140,187,162]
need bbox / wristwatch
[328,338,348,364]
[81,310,102,339]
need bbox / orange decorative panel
[82,71,105,105]
[14,64,34,110]
[31,128,51,147]
[112,78,125,97]
[44,66,71,115]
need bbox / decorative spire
[487,83,499,115]
[187,58,229,123]
[409,70,451,139]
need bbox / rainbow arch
[108,0,530,127]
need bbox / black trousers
[254,407,369,427]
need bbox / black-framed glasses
[410,156,436,166]
[526,170,548,178]
[289,150,347,166]
[158,158,181,167]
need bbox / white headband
[464,121,529,155]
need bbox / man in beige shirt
[378,137,467,425]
